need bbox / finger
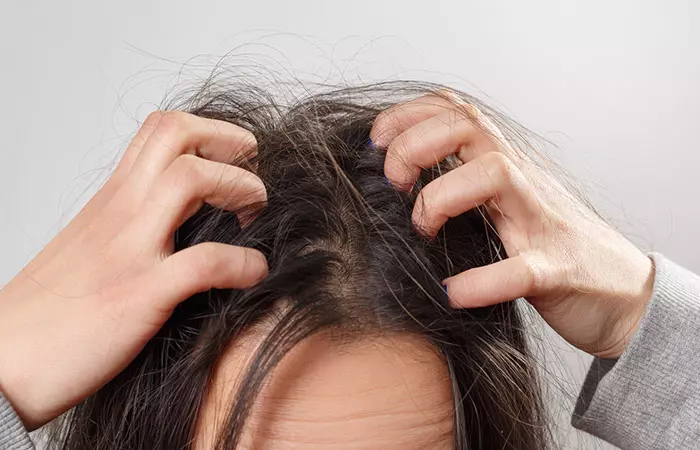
[137,242,268,315]
[30,112,167,270]
[413,152,540,237]
[385,109,498,189]
[370,94,456,148]
[112,111,167,184]
[443,254,545,308]
[127,111,257,192]
[85,111,167,208]
[131,154,267,245]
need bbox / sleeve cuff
[572,252,700,449]
[0,390,34,450]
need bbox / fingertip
[237,195,268,229]
[412,220,438,241]
[372,135,390,149]
[242,248,269,287]
[369,120,392,149]
[236,176,268,228]
[442,275,476,309]
[411,205,439,239]
[235,127,259,152]
[412,195,442,239]
[442,279,464,309]
[383,162,418,193]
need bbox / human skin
[0,92,655,431]
[370,93,656,359]
[193,329,453,449]
[0,111,269,429]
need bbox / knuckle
[143,110,165,127]
[157,154,202,203]
[435,89,462,106]
[548,212,572,235]
[157,110,189,137]
[483,152,515,186]
[169,153,201,177]
[464,102,480,118]
[519,253,547,294]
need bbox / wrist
[602,255,656,359]
[0,281,48,430]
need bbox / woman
[0,80,697,450]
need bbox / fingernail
[442,283,449,295]
[383,175,391,185]
[368,137,376,149]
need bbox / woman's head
[53,82,549,449]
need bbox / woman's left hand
[370,93,655,360]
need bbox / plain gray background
[1,1,698,448]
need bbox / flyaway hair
[48,80,551,450]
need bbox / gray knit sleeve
[572,252,700,449]
[0,391,33,450]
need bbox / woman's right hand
[0,111,269,430]
[370,94,656,360]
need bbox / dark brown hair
[49,80,550,449]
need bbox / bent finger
[443,254,545,308]
[138,242,268,314]
[385,109,498,189]
[131,154,266,245]
[113,111,167,183]
[412,152,540,237]
[127,111,257,192]
[33,112,168,268]
[370,94,456,148]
